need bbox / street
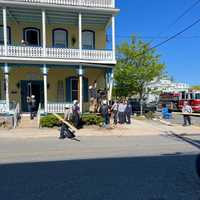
[0,134,200,200]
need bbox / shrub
[82,113,104,126]
[40,113,103,128]
[40,115,60,128]
[144,111,155,120]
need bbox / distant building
[145,79,190,103]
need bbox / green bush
[144,111,155,120]
[40,115,60,128]
[82,113,104,126]
[40,113,103,128]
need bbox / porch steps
[18,116,38,129]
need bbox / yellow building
[0,0,119,115]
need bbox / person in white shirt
[182,101,192,126]
[111,100,119,124]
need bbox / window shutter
[66,78,71,102]
[83,77,89,102]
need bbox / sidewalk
[0,119,199,139]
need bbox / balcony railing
[0,45,114,62]
[47,102,73,113]
[6,0,115,8]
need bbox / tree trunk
[139,93,143,116]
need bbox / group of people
[99,100,132,128]
[89,81,108,113]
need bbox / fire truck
[178,90,200,112]
[159,90,200,112]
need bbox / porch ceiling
[0,7,111,27]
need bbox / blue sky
[115,0,200,86]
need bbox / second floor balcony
[0,5,117,64]
[1,0,116,9]
[0,45,114,64]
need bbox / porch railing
[0,101,7,113]
[7,0,115,8]
[0,45,114,62]
[47,102,73,113]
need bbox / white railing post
[108,68,114,101]
[79,13,82,59]
[79,65,83,113]
[43,64,48,114]
[42,10,46,57]
[112,15,116,61]
[4,63,9,113]
[3,7,8,56]
[112,0,115,8]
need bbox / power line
[132,16,200,58]
[167,0,200,28]
[152,17,200,49]
[150,0,200,43]
[107,34,200,40]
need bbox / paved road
[0,135,200,200]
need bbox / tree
[114,35,165,115]
[191,85,200,90]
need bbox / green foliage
[191,85,200,90]
[82,113,104,126]
[40,113,103,128]
[144,111,155,119]
[40,114,61,128]
[114,35,165,98]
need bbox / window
[53,29,68,48]
[71,78,79,101]
[82,30,95,49]
[0,26,11,45]
[66,76,88,102]
[24,28,40,46]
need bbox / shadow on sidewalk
[163,131,200,150]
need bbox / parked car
[129,99,157,114]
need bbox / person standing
[125,101,132,124]
[100,100,110,128]
[111,100,119,125]
[118,100,125,124]
[182,101,192,126]
[27,95,36,120]
[72,100,81,129]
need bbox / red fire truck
[159,92,180,111]
[159,90,200,112]
[178,90,200,112]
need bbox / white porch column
[3,7,8,56]
[43,64,48,114]
[4,63,9,112]
[108,68,114,101]
[42,10,46,57]
[79,13,82,59]
[112,15,116,61]
[79,65,83,113]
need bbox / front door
[21,80,44,112]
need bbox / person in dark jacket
[72,100,81,129]
[27,95,36,120]
[59,106,75,139]
[125,101,132,124]
[100,100,110,128]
